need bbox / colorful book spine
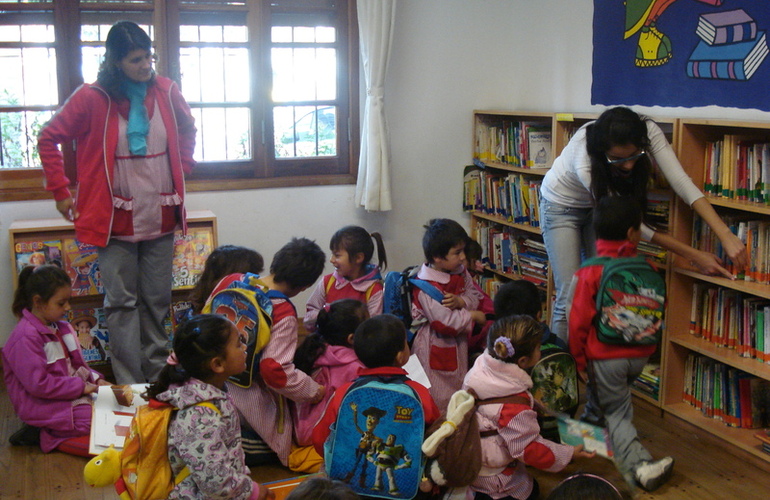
[697,9,757,46]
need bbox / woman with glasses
[38,21,197,384]
[540,106,746,342]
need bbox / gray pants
[98,233,174,384]
[582,357,652,477]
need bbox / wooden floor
[1,376,768,499]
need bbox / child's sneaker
[8,424,40,446]
[634,456,674,491]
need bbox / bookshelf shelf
[664,118,770,464]
[474,162,550,176]
[470,211,542,235]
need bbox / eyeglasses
[605,150,646,165]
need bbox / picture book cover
[557,415,613,459]
[89,384,148,455]
[69,307,110,365]
[263,474,319,500]
[172,228,214,290]
[14,239,63,272]
[62,237,103,296]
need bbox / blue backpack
[323,374,426,499]
[382,266,444,343]
[202,272,277,388]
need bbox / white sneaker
[634,456,674,492]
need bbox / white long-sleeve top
[540,119,704,240]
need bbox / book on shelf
[686,31,769,80]
[69,307,110,366]
[89,384,149,455]
[171,227,214,290]
[697,8,757,46]
[14,239,64,272]
[62,237,104,296]
[754,429,770,455]
[525,126,552,168]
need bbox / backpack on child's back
[382,265,444,343]
[323,373,426,499]
[84,400,220,500]
[581,255,666,346]
[202,272,274,387]
[530,342,579,442]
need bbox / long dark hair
[330,225,387,271]
[12,265,71,318]
[145,314,231,399]
[96,21,154,98]
[189,245,264,313]
[586,107,651,222]
[294,299,367,374]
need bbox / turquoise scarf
[120,80,150,155]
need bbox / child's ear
[352,252,366,265]
[516,356,530,370]
[209,356,226,374]
[347,333,355,346]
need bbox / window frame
[0,0,359,201]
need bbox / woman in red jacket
[38,21,196,384]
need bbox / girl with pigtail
[462,315,595,500]
[304,225,387,332]
[145,314,273,500]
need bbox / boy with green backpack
[569,196,673,492]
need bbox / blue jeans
[540,198,596,342]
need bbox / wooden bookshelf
[664,118,770,463]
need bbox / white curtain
[355,0,397,211]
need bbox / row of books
[692,214,770,282]
[688,282,770,363]
[463,166,543,227]
[474,117,552,168]
[703,136,770,203]
[688,9,768,81]
[69,300,194,366]
[683,353,770,429]
[632,362,660,400]
[474,221,549,286]
[14,227,214,296]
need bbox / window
[0,0,358,201]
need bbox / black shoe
[9,424,40,446]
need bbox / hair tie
[166,352,180,366]
[495,336,516,358]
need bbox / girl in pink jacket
[462,315,594,500]
[3,265,110,456]
[293,299,368,447]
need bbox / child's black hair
[546,473,624,500]
[493,279,542,319]
[270,237,326,290]
[422,218,469,264]
[145,314,232,399]
[586,107,652,224]
[189,245,264,313]
[353,314,406,368]
[487,314,542,364]
[12,265,71,318]
[294,299,368,375]
[465,237,483,264]
[593,195,643,241]
[286,476,361,500]
[330,225,388,271]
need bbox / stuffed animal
[84,445,122,488]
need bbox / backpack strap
[174,401,222,485]
[324,274,336,294]
[409,278,444,303]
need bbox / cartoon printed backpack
[530,342,579,442]
[84,399,220,500]
[382,265,444,343]
[323,374,426,499]
[202,272,274,387]
[580,256,666,346]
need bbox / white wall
[3,0,770,344]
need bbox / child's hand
[83,383,99,396]
[257,485,275,500]
[470,310,487,325]
[310,385,326,404]
[442,292,466,310]
[571,444,596,460]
